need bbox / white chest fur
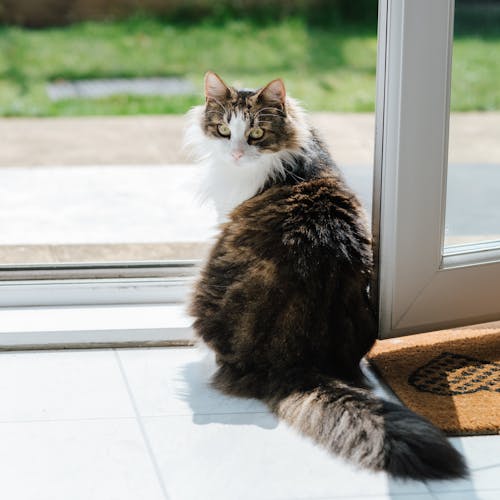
[184,106,289,221]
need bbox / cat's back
[191,172,375,373]
[221,173,372,276]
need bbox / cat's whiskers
[256,116,283,122]
[211,97,229,115]
[187,79,317,218]
[284,167,305,183]
[255,107,284,117]
[206,110,225,118]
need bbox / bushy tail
[267,375,468,480]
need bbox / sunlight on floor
[0,346,498,500]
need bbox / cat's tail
[267,374,468,481]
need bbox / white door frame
[4,0,500,346]
[373,0,500,338]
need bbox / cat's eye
[249,127,264,140]
[217,124,231,137]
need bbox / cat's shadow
[177,352,278,430]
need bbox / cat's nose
[232,150,244,161]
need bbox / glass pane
[0,3,378,269]
[444,0,500,249]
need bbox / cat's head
[186,72,309,167]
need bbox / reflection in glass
[444,1,500,249]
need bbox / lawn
[0,16,499,116]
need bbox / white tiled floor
[1,346,499,500]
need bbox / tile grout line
[143,410,271,418]
[422,481,440,499]
[266,492,444,499]
[0,416,137,425]
[113,349,171,500]
[427,489,440,500]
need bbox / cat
[185,71,467,480]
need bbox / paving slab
[1,113,499,265]
[0,163,498,265]
[0,165,218,246]
[0,243,212,265]
[47,77,195,100]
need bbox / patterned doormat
[367,326,500,436]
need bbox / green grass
[0,16,499,116]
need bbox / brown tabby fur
[188,73,467,481]
[203,86,304,153]
[191,173,375,387]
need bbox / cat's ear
[204,71,230,102]
[256,79,286,106]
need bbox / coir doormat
[367,326,500,436]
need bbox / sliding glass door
[374,0,500,338]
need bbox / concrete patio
[1,113,499,264]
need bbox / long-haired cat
[185,72,467,480]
